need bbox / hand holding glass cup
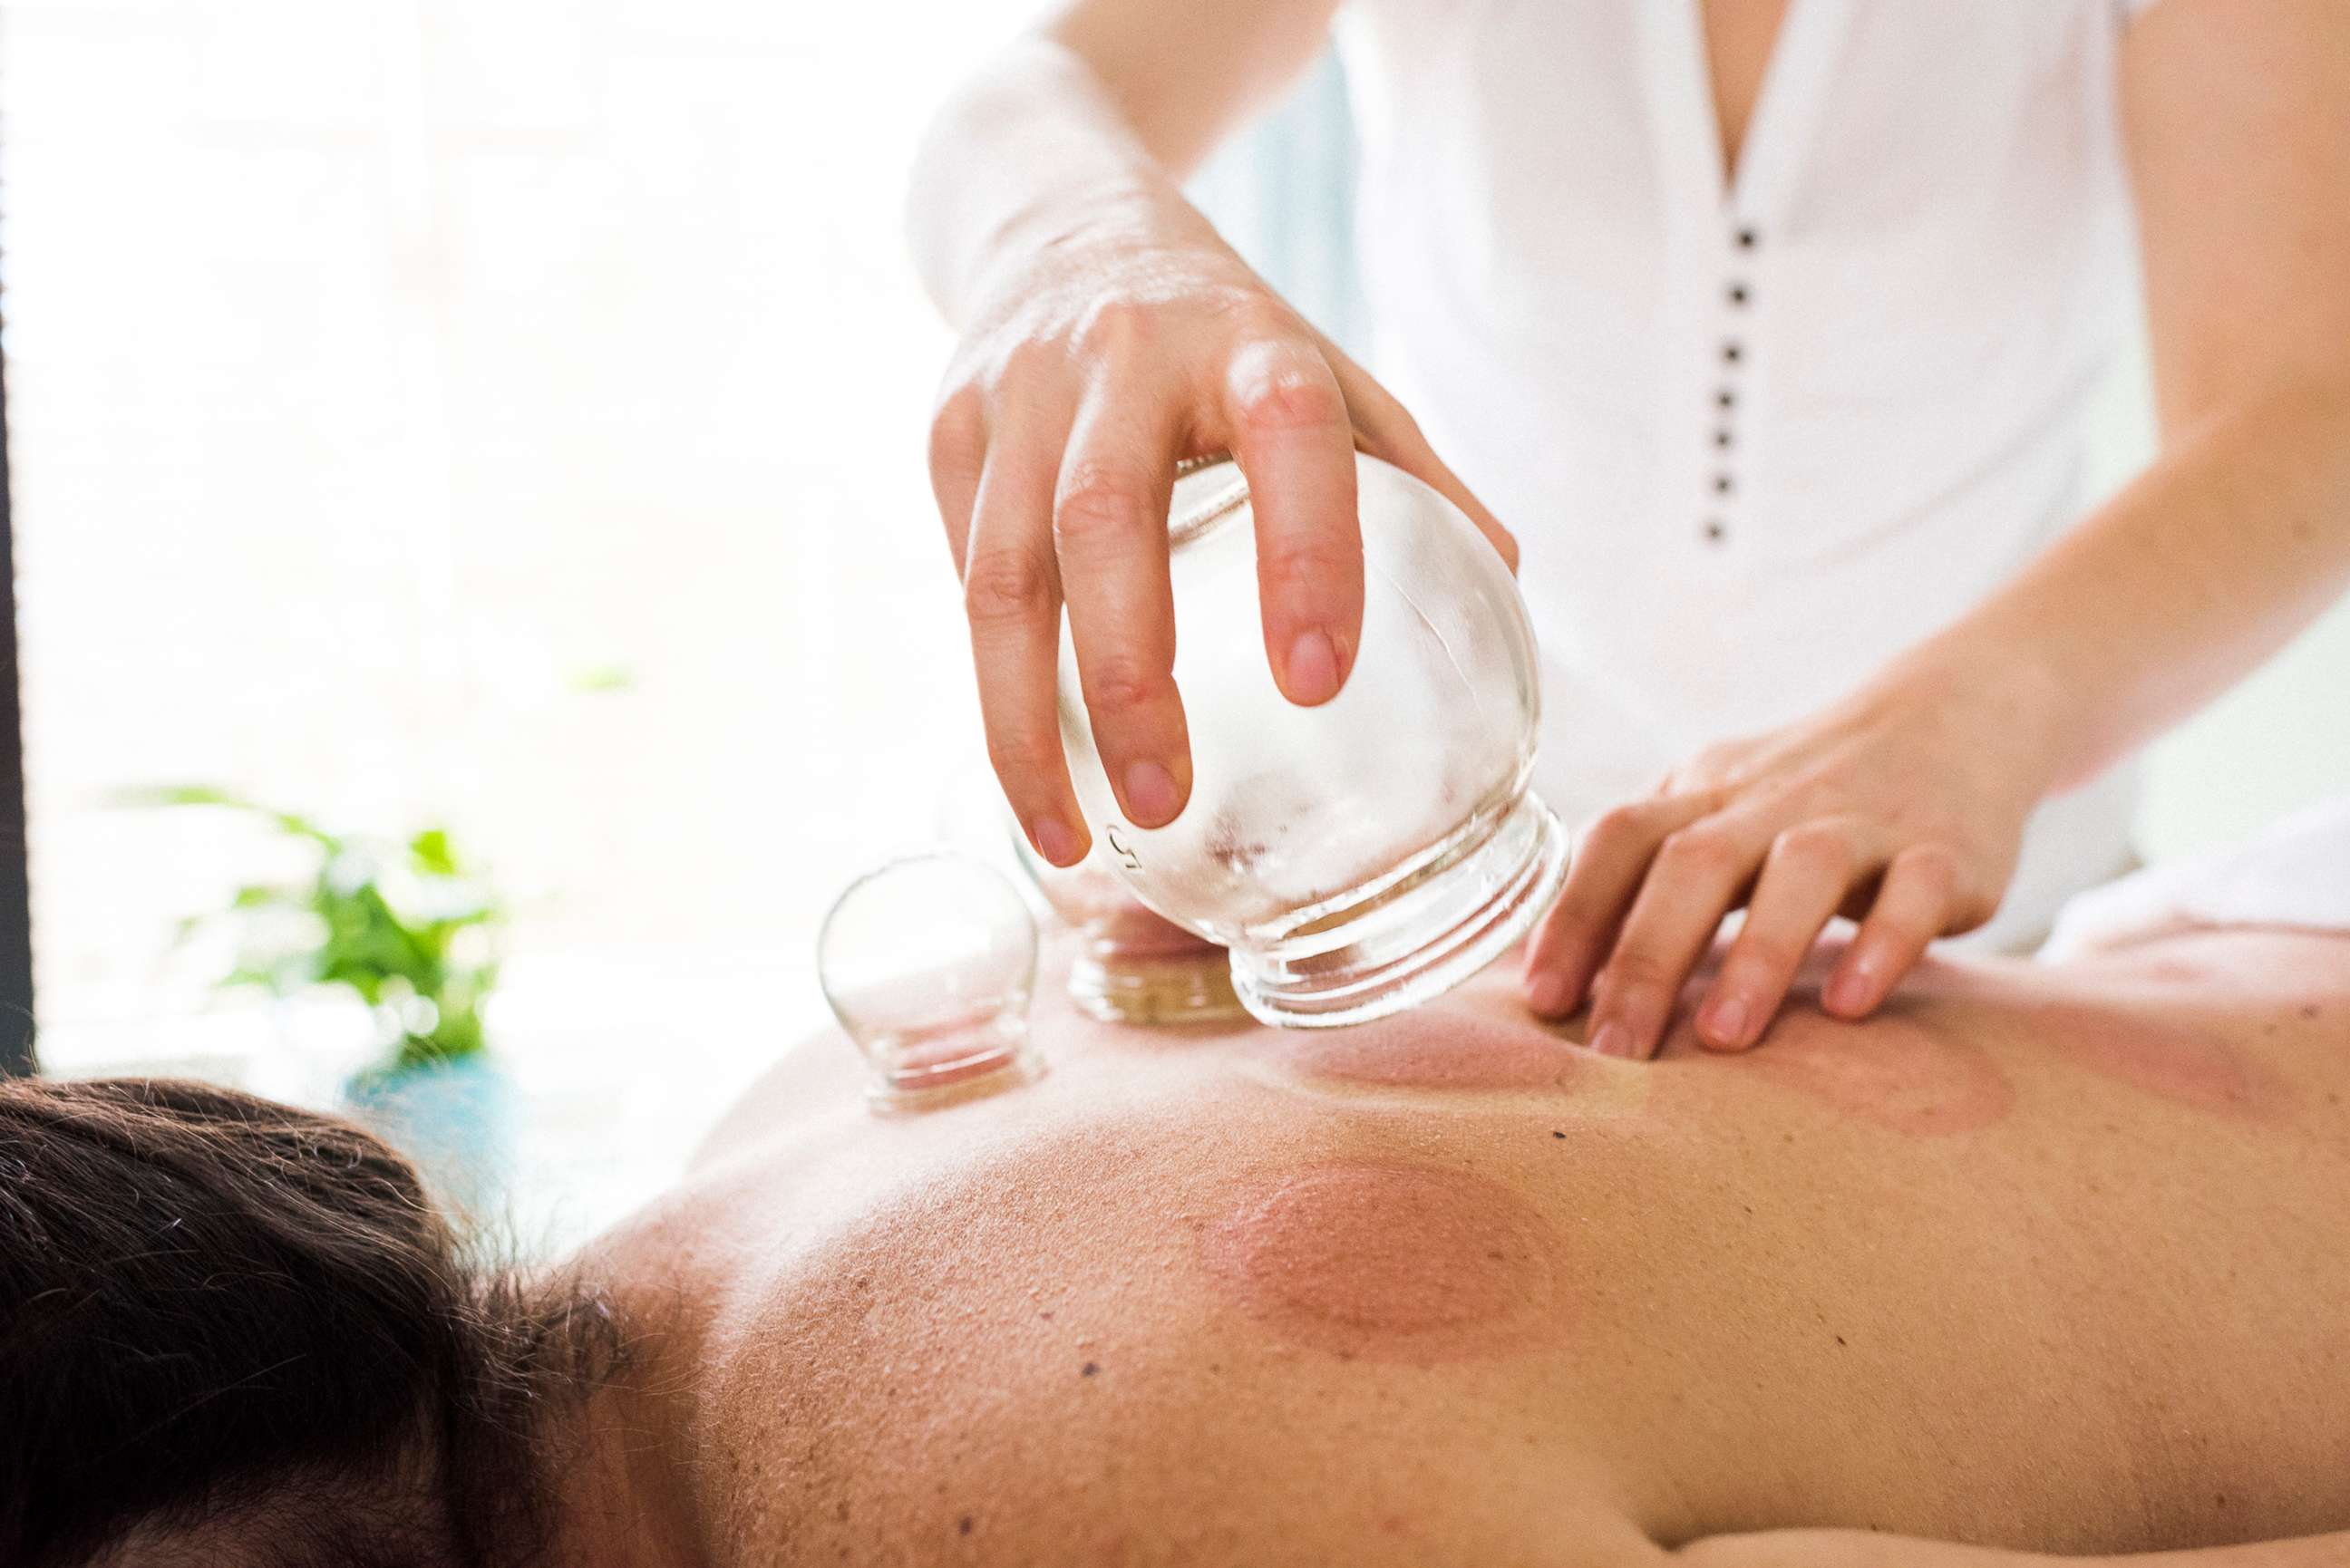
[1048,453,1568,1028]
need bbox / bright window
[0,0,1355,1245]
[1,0,1065,1241]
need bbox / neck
[543,1325,706,1568]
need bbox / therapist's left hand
[1520,654,2062,1058]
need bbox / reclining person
[6,804,2350,1568]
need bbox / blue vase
[344,1053,516,1223]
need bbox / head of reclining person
[0,1077,616,1568]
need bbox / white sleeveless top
[1335,0,2158,947]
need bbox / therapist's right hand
[927,198,1515,867]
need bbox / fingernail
[1527,973,1571,1017]
[1700,994,1749,1048]
[1825,969,1871,1015]
[1825,952,1879,1014]
[1285,630,1340,705]
[1588,1021,1636,1060]
[1033,816,1083,867]
[1124,760,1180,826]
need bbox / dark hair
[0,1077,616,1568]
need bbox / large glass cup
[1054,452,1568,1028]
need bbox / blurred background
[2,0,2345,1247]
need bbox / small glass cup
[817,853,1043,1108]
[1054,452,1568,1028]
[1010,830,1248,1026]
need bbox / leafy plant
[124,787,503,1078]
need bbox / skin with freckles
[2025,999,2288,1120]
[560,924,2350,1568]
[1264,1007,1595,1092]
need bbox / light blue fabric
[345,1054,516,1222]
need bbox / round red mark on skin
[2029,1001,2288,1121]
[1675,1010,2015,1137]
[1197,1162,1559,1363]
[1270,1011,1593,1092]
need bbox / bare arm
[1524,0,2350,1057]
[906,2,1335,324]
[906,2,1512,868]
[1938,0,2350,789]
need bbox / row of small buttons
[1704,225,1758,546]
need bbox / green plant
[125,787,503,1078]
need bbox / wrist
[1875,626,2080,806]
[1020,182,1206,267]
[908,35,1199,324]
[963,185,1212,318]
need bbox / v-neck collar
[1641,0,1855,222]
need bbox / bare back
[606,929,2350,1564]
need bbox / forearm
[904,37,1190,326]
[906,0,1340,325]
[1681,1525,2350,1566]
[1907,373,2350,796]
[1880,0,2350,799]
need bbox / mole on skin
[1268,1011,1594,1092]
[1196,1161,1559,1363]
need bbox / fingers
[964,403,1090,867]
[947,298,1454,848]
[1823,845,1963,1019]
[1326,343,1520,572]
[1523,794,1719,1021]
[1696,821,1878,1051]
[927,385,987,573]
[1220,336,1364,707]
[1055,378,1191,829]
[1536,804,1970,1045]
[1584,814,1772,1060]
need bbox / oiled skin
[586,928,2350,1565]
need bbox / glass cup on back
[1010,831,1247,1026]
[817,853,1043,1108]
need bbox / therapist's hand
[927,196,1514,867]
[1520,653,2064,1058]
